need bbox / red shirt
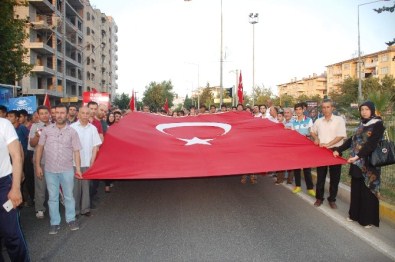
[91,118,103,134]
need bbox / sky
[90,0,395,99]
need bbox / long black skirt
[349,173,380,227]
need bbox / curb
[310,172,395,226]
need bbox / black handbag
[370,130,395,167]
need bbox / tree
[183,94,193,110]
[0,0,33,84]
[199,86,214,108]
[113,92,130,110]
[329,77,359,111]
[142,80,175,112]
[253,86,273,106]
[278,94,295,108]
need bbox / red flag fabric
[237,71,243,104]
[129,90,135,111]
[91,88,98,93]
[43,93,51,109]
[164,98,169,112]
[83,112,346,180]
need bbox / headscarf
[359,101,376,123]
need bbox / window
[343,63,350,70]
[87,12,90,21]
[381,55,388,62]
[381,67,389,74]
[87,27,90,35]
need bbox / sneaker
[36,210,44,219]
[68,220,79,231]
[49,225,60,235]
[292,187,302,194]
[250,175,258,184]
[346,217,354,222]
[307,189,316,197]
[364,225,372,229]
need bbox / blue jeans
[45,170,76,225]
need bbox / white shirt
[0,118,18,178]
[311,114,347,148]
[71,121,102,167]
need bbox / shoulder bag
[370,130,395,167]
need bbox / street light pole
[220,0,223,107]
[357,0,388,103]
[249,13,258,106]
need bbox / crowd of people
[0,98,385,261]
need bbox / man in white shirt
[311,99,347,209]
[0,118,29,261]
[71,106,102,217]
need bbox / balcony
[30,16,53,31]
[332,70,342,76]
[31,65,55,76]
[24,87,63,97]
[364,61,378,69]
[29,0,55,13]
[28,41,54,55]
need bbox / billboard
[8,96,37,114]
[82,91,110,107]
[0,86,13,108]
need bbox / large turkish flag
[83,111,346,179]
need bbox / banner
[8,96,37,114]
[0,86,13,108]
[83,91,110,107]
[83,112,346,180]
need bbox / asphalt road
[9,176,395,261]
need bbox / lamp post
[186,62,200,109]
[249,13,258,106]
[219,0,224,107]
[357,0,389,103]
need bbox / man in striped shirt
[35,104,82,235]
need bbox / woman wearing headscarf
[333,101,385,228]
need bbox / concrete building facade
[14,0,118,104]
[326,45,395,94]
[277,45,395,98]
[277,73,327,98]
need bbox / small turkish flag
[43,93,51,109]
[237,71,243,104]
[164,98,169,113]
[129,90,135,111]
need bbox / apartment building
[14,0,118,104]
[277,73,327,98]
[326,45,395,94]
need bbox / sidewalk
[310,172,395,226]
[280,174,395,261]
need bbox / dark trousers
[293,168,314,190]
[350,176,379,227]
[22,151,35,202]
[0,175,30,262]
[316,165,341,202]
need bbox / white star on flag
[179,137,213,146]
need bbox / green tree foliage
[142,80,175,112]
[367,91,392,116]
[0,0,33,84]
[183,94,193,110]
[113,92,130,110]
[199,86,214,108]
[278,94,295,108]
[253,86,273,106]
[329,77,359,111]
